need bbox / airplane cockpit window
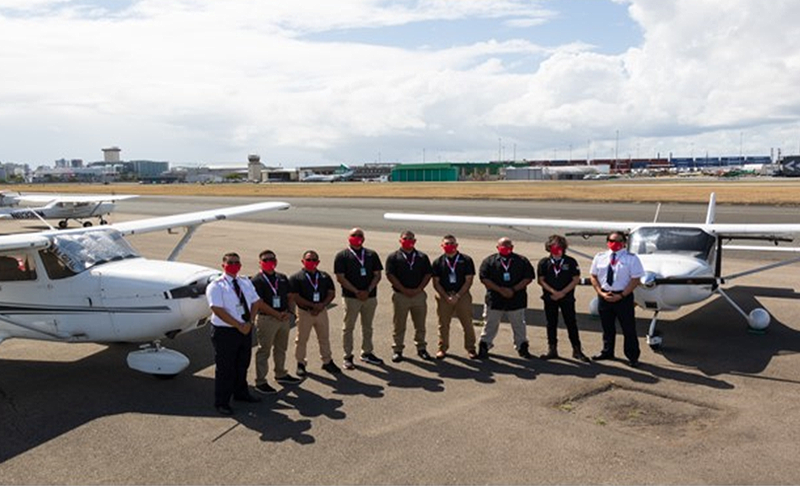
[39,248,78,280]
[629,227,716,261]
[0,253,37,281]
[50,229,141,273]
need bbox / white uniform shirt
[206,274,260,327]
[590,249,644,292]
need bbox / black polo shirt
[537,255,580,302]
[431,252,475,294]
[385,249,432,292]
[333,246,383,298]
[288,269,335,309]
[479,252,535,311]
[251,271,290,312]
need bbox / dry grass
[4,178,800,205]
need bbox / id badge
[313,292,320,303]
[272,296,281,308]
[503,272,511,282]
[360,267,367,277]
[235,303,245,315]
[449,273,457,284]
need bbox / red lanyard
[349,247,366,268]
[262,272,279,295]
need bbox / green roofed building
[391,162,518,182]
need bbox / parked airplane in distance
[301,164,355,182]
[0,192,138,228]
[0,200,290,377]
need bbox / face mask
[497,246,513,257]
[400,239,415,250]
[348,236,364,247]
[550,246,564,259]
[303,260,319,272]
[607,241,624,252]
[223,263,241,276]
[442,244,457,254]
[260,260,277,272]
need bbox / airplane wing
[17,194,139,204]
[111,201,290,236]
[0,233,52,252]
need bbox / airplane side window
[38,249,78,280]
[0,253,37,281]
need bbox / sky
[1,0,799,167]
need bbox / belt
[297,305,314,312]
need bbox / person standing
[251,249,301,394]
[477,237,536,359]
[334,228,384,370]
[590,231,644,367]
[206,252,262,416]
[536,235,589,362]
[289,250,340,376]
[385,230,433,362]
[431,234,478,360]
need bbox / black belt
[297,305,314,312]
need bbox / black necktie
[231,278,251,322]
[606,253,617,286]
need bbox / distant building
[131,160,169,178]
[102,146,121,163]
[247,154,264,182]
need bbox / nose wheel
[646,311,663,351]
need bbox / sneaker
[296,363,307,377]
[254,383,278,394]
[276,374,302,385]
[467,349,478,360]
[360,353,384,365]
[322,360,341,374]
[517,342,534,360]
[391,351,403,363]
[417,349,432,360]
[477,341,489,359]
[343,356,355,370]
[435,350,447,360]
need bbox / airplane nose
[166,274,215,299]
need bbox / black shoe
[360,353,384,365]
[234,394,262,403]
[276,374,302,385]
[391,351,403,363]
[254,383,278,394]
[517,342,534,359]
[572,349,591,363]
[216,404,234,416]
[540,346,559,360]
[417,349,432,360]
[343,356,355,370]
[322,360,341,374]
[477,341,489,359]
[296,363,307,377]
[592,352,615,361]
[628,359,640,368]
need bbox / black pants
[211,325,252,407]
[598,294,640,362]
[543,298,581,349]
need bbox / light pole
[498,138,502,162]
[614,130,619,172]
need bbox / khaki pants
[481,306,528,349]
[436,292,476,353]
[295,309,332,365]
[391,291,427,352]
[342,296,377,358]
[254,314,290,385]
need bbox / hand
[550,290,563,301]
[238,322,252,335]
[500,287,514,299]
[356,290,369,301]
[446,294,459,305]
[279,311,291,321]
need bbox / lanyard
[500,256,512,273]
[445,254,460,275]
[349,247,366,268]
[402,250,416,270]
[550,257,562,278]
[262,272,279,295]
[305,271,320,291]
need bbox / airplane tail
[705,192,716,225]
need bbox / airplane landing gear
[646,311,663,351]
[58,220,68,229]
[83,221,93,227]
[716,288,771,332]
[99,218,108,225]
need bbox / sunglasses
[261,257,276,262]
[304,258,319,262]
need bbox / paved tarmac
[1,196,800,484]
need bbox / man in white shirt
[206,252,263,415]
[590,231,644,367]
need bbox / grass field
[3,178,800,205]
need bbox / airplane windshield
[50,229,140,273]
[629,227,716,261]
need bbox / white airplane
[385,194,800,351]
[0,192,138,228]
[0,200,289,376]
[301,164,355,182]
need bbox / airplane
[385,193,800,351]
[301,164,355,182]
[0,200,289,377]
[0,192,138,228]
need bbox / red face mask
[607,241,625,252]
[442,244,457,254]
[400,239,415,250]
[223,263,241,276]
[260,260,277,272]
[348,236,364,247]
[303,260,319,272]
[497,246,513,257]
[550,246,564,258]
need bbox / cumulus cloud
[0,0,798,166]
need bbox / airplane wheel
[99,219,108,225]
[153,373,179,380]
[83,221,93,227]
[58,220,68,229]
[647,330,663,351]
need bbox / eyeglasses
[260,257,276,262]
[304,258,319,262]
[401,237,416,241]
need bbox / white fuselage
[633,253,715,311]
